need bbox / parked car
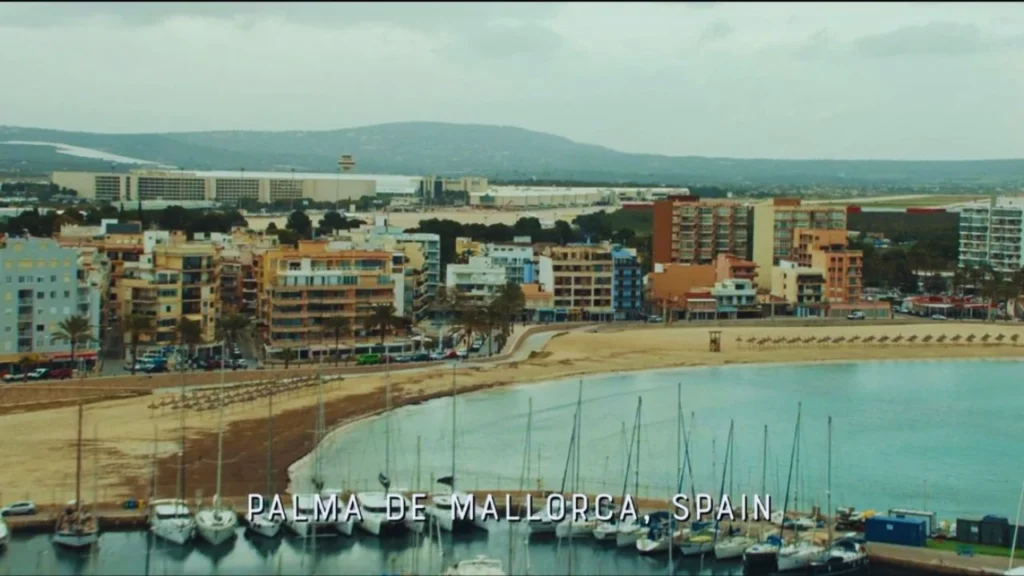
[1,500,37,516]
[231,358,247,369]
[142,363,168,374]
[26,368,50,380]
[1,371,26,382]
[49,368,74,379]
[847,311,866,320]
[409,352,431,362]
[931,314,947,321]
[429,351,447,361]
[647,315,664,323]
[469,340,482,352]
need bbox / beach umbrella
[995,334,1006,344]
[921,334,933,343]
[1011,334,1020,346]
[906,334,918,343]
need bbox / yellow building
[752,198,847,290]
[118,236,220,355]
[537,243,615,321]
[455,237,484,262]
[770,261,827,317]
[256,241,396,360]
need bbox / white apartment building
[959,197,1024,274]
[445,256,508,305]
[710,278,758,320]
[481,243,535,285]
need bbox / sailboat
[593,398,642,543]
[247,385,282,538]
[745,404,804,576]
[356,354,411,537]
[286,373,338,538]
[637,387,693,555]
[195,344,238,546]
[555,384,600,540]
[775,405,826,574]
[53,403,100,548]
[150,344,197,546]
[429,363,487,533]
[715,424,763,560]
[681,420,732,558]
[528,386,583,540]
[809,416,868,576]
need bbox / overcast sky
[1,2,1022,160]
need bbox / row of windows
[137,177,206,201]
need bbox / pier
[4,490,1019,575]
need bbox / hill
[1,122,1022,187]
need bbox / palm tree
[321,316,349,365]
[492,282,526,349]
[281,347,296,369]
[365,303,400,347]
[217,309,250,370]
[176,318,203,367]
[50,314,96,374]
[17,354,38,380]
[453,304,485,353]
[124,314,155,375]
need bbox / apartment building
[959,197,1024,274]
[793,229,863,304]
[652,196,749,266]
[752,198,847,290]
[715,253,757,286]
[537,243,615,321]
[444,256,508,306]
[482,243,535,285]
[612,246,643,320]
[771,261,826,317]
[117,232,221,355]
[710,279,759,319]
[256,241,395,360]
[0,237,102,367]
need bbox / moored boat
[443,555,506,575]
[149,498,196,545]
[714,534,756,560]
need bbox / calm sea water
[311,359,1024,522]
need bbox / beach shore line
[1,321,1021,509]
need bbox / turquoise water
[313,359,1024,522]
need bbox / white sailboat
[594,401,642,544]
[775,405,826,574]
[286,374,339,538]
[530,381,582,540]
[247,386,282,539]
[53,403,99,549]
[810,417,868,575]
[681,419,731,558]
[356,354,409,537]
[429,363,487,533]
[716,424,765,561]
[150,350,196,546]
[195,349,238,546]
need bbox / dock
[5,490,1020,575]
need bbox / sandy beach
[1,321,1021,506]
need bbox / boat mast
[779,402,802,544]
[618,399,641,511]
[451,362,457,490]
[669,382,681,568]
[826,415,832,546]
[385,350,391,481]
[510,397,533,574]
[215,339,226,510]
[761,425,767,496]
[567,380,582,576]
[1010,481,1024,573]
[712,420,734,545]
[635,400,641,498]
[75,403,83,514]
[266,386,274,498]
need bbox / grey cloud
[448,23,567,61]
[0,2,564,30]
[854,22,1021,58]
[699,19,733,45]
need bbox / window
[50,275,56,282]
[50,291,56,299]
[35,324,44,332]
[36,292,44,299]
[64,290,70,298]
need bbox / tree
[286,210,313,239]
[281,347,296,369]
[321,316,350,365]
[158,206,191,231]
[922,273,946,295]
[176,318,204,364]
[365,303,400,346]
[217,310,250,370]
[452,304,485,353]
[50,314,96,374]
[124,314,155,375]
[491,282,526,350]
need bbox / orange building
[715,253,758,286]
[646,263,717,319]
[793,228,863,304]
[652,196,749,266]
